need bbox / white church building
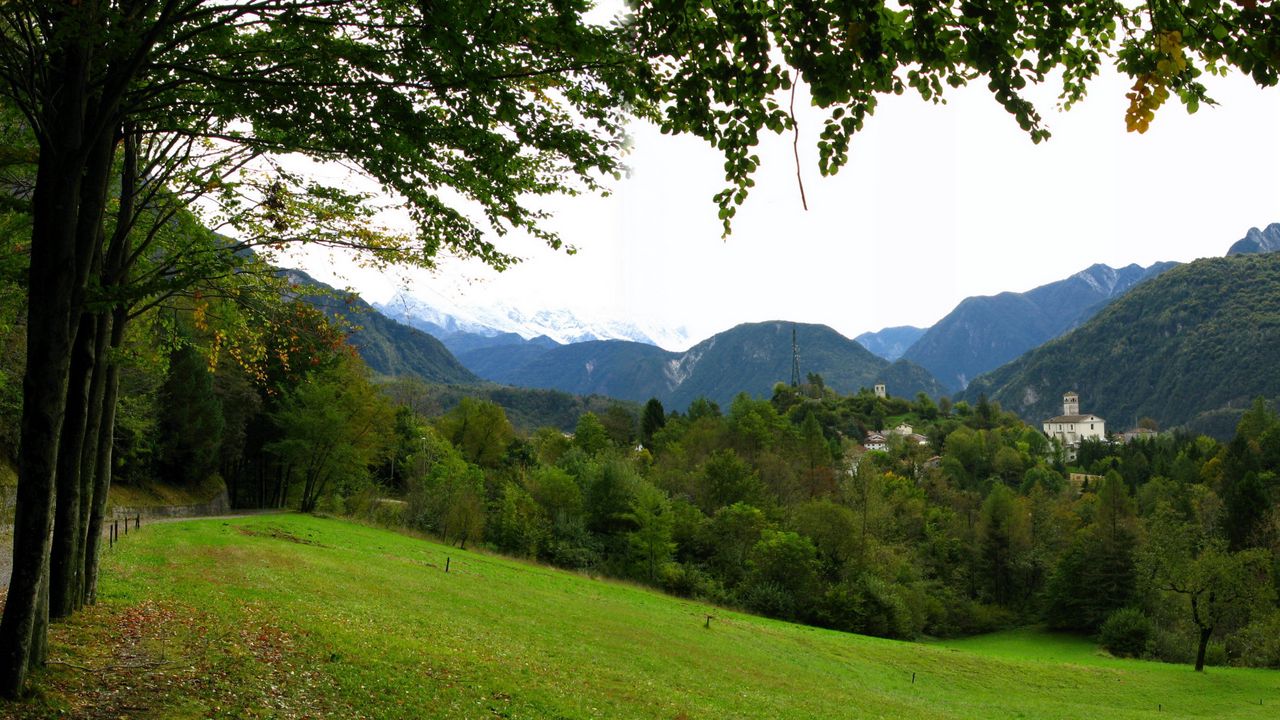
[1042,392,1105,457]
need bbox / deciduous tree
[1145,504,1275,671]
[266,355,394,513]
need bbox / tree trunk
[50,312,97,619]
[277,464,291,509]
[0,157,82,698]
[83,307,125,605]
[83,123,136,606]
[74,311,112,610]
[29,554,50,668]
[49,84,116,620]
[1195,626,1212,672]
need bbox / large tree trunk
[50,313,98,619]
[81,120,135,606]
[49,82,115,620]
[74,311,112,610]
[1194,626,1212,672]
[83,308,124,605]
[0,149,84,699]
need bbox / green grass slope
[17,515,1278,719]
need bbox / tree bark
[1195,626,1212,672]
[83,307,125,605]
[74,311,112,610]
[49,60,117,619]
[0,149,82,697]
[29,554,50,669]
[50,313,98,619]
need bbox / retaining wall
[110,487,231,522]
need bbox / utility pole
[790,325,801,387]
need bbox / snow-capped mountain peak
[374,292,692,351]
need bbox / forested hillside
[667,322,945,408]
[963,253,1280,436]
[287,270,478,386]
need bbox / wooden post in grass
[704,615,712,629]
[445,557,450,573]
[135,514,139,530]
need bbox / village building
[1120,427,1158,443]
[1042,391,1105,460]
[874,383,886,399]
[1068,472,1104,495]
[864,432,888,451]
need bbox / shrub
[1100,608,1152,658]
[659,563,727,604]
[739,580,796,620]
[817,575,920,639]
[1204,641,1228,668]
[369,498,406,527]
[1149,626,1195,664]
[1227,609,1280,667]
[921,588,1015,637]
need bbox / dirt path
[0,510,288,591]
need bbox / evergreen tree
[156,345,224,486]
[640,398,666,449]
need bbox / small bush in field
[1100,608,1152,658]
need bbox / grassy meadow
[7,513,1279,719]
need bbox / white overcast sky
[290,24,1280,351]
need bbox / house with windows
[1042,391,1105,460]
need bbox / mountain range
[374,293,691,350]
[962,252,1280,437]
[295,222,1279,436]
[854,326,926,361]
[383,259,1176,403]
[450,321,945,409]
[899,262,1177,392]
[1227,222,1280,256]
